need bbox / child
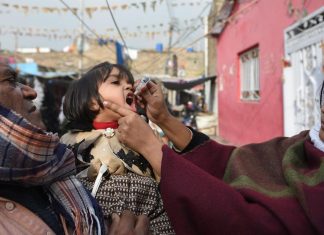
[61,62,175,235]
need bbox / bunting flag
[85,7,97,18]
[0,22,195,41]
[131,3,139,9]
[141,2,147,12]
[151,1,157,11]
[0,0,205,44]
[0,1,210,15]
[0,28,188,42]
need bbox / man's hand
[108,210,151,235]
[104,101,157,153]
[104,101,163,175]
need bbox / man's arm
[159,149,289,235]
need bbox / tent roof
[147,75,216,91]
[11,63,76,79]
[151,75,217,91]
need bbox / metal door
[283,7,324,136]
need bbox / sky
[0,0,213,52]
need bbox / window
[239,47,260,101]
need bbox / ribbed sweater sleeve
[159,142,289,235]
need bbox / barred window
[239,47,260,101]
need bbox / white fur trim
[309,123,324,152]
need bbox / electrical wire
[137,28,205,72]
[58,0,141,74]
[103,0,144,75]
[59,0,211,76]
[171,2,211,48]
[58,0,115,54]
[104,0,130,57]
[135,33,204,75]
[134,1,211,70]
[137,2,217,72]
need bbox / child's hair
[63,62,134,131]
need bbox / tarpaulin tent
[156,75,217,91]
[11,63,77,79]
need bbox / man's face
[0,72,46,130]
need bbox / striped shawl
[0,105,104,235]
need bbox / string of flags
[0,25,197,40]
[0,1,210,17]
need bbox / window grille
[239,47,260,101]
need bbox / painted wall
[216,0,323,145]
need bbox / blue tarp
[11,63,76,79]
[115,41,124,65]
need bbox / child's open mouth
[126,94,133,105]
[125,93,136,111]
[126,97,133,106]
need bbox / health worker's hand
[135,80,171,126]
[104,101,163,176]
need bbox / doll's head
[63,62,135,131]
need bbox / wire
[58,0,210,76]
[171,2,211,48]
[103,0,143,75]
[58,0,114,54]
[58,0,141,74]
[181,33,208,49]
[136,2,212,71]
[137,28,205,73]
[137,2,216,72]
[104,0,130,56]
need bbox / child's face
[96,67,136,122]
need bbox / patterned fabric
[61,130,175,234]
[61,130,154,179]
[81,173,175,235]
[0,105,104,235]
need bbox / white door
[283,6,324,136]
